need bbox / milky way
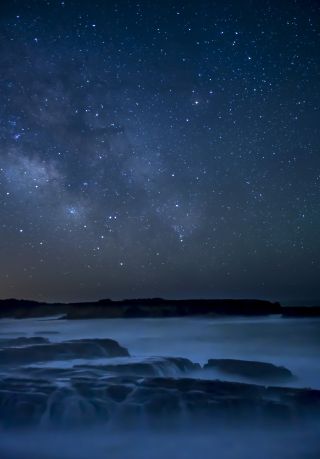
[0,0,319,302]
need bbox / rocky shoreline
[0,335,319,429]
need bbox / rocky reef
[0,335,319,430]
[1,373,319,429]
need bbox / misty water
[0,315,320,458]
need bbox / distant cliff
[0,297,283,319]
[0,297,318,319]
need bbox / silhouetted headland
[0,297,319,319]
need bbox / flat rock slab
[0,338,129,366]
[204,359,293,381]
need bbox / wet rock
[204,359,293,381]
[42,387,105,427]
[106,384,133,402]
[1,375,319,428]
[0,391,48,427]
[165,357,200,373]
[77,357,200,378]
[0,378,53,428]
[0,338,129,366]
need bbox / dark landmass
[282,306,320,317]
[0,297,319,319]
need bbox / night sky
[0,0,319,303]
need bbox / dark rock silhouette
[1,298,318,319]
[282,306,320,317]
[0,297,284,319]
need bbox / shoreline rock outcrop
[204,359,293,382]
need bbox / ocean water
[0,315,319,458]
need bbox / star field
[0,0,319,302]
